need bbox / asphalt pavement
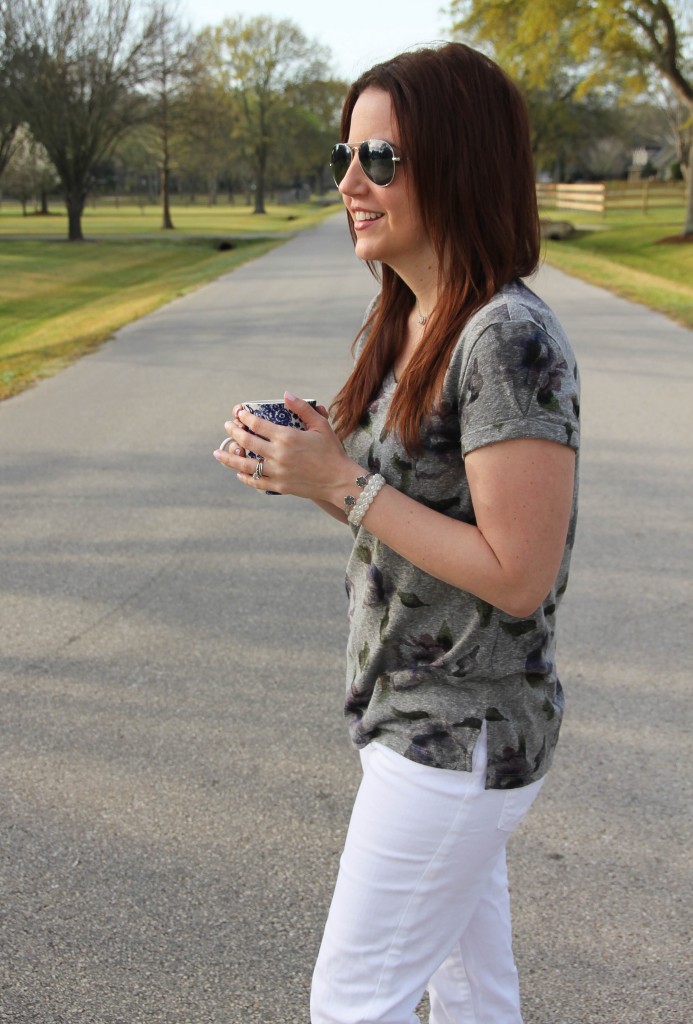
[1,213,691,1024]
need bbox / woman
[214,42,579,1024]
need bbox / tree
[9,0,158,240]
[654,80,692,179]
[174,31,242,204]
[525,76,623,181]
[110,122,160,202]
[147,1,194,229]
[0,0,18,177]
[282,76,347,194]
[213,16,330,214]
[451,0,693,235]
[0,126,59,214]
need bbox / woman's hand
[212,392,356,506]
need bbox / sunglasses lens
[330,144,351,185]
[359,141,396,186]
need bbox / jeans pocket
[497,777,545,833]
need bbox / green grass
[0,198,340,237]
[0,201,340,400]
[539,207,693,329]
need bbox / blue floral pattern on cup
[242,399,317,494]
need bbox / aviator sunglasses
[330,139,402,188]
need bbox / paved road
[1,215,691,1024]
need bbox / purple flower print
[364,563,394,607]
[486,735,533,789]
[344,677,373,721]
[390,626,453,691]
[405,722,462,767]
[525,633,553,687]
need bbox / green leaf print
[485,707,508,722]
[355,544,372,564]
[437,621,454,651]
[476,599,494,627]
[379,606,390,641]
[391,453,412,490]
[376,673,391,695]
[398,591,429,609]
[453,716,483,730]
[392,708,431,721]
[500,619,536,637]
[358,642,370,671]
[379,424,390,442]
[542,697,556,720]
[539,393,561,413]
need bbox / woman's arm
[330,438,575,617]
[312,499,349,524]
[215,394,575,617]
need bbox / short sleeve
[458,319,580,456]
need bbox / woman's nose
[338,152,367,196]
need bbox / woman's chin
[354,237,386,264]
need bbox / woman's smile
[352,209,385,229]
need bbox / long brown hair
[330,42,541,455]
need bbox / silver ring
[252,458,264,480]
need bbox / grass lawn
[539,207,693,330]
[0,201,340,401]
[0,198,339,237]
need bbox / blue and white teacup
[224,398,318,494]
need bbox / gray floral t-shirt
[341,280,580,789]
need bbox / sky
[184,0,452,81]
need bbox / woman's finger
[218,435,245,456]
[284,391,325,429]
[233,408,275,441]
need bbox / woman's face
[338,87,435,279]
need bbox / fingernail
[213,450,223,460]
[285,390,296,402]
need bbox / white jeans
[311,727,544,1024]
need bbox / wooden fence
[536,180,687,216]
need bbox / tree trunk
[161,165,174,230]
[254,141,267,214]
[66,191,85,241]
[682,152,692,237]
[40,189,49,215]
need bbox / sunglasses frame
[330,139,402,188]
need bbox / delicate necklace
[416,301,429,326]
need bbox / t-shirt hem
[461,416,580,456]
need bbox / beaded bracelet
[347,473,386,528]
[343,473,370,518]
